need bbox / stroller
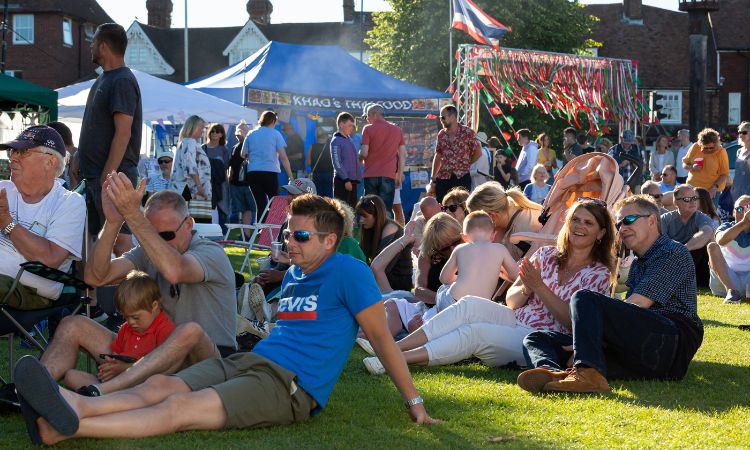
[507,152,634,295]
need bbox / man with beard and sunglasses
[37,174,236,398]
[13,194,436,446]
[517,195,703,394]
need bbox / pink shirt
[514,246,611,334]
[361,119,405,179]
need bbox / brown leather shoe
[517,368,571,393]
[543,367,611,393]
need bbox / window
[62,18,73,47]
[84,23,95,41]
[12,14,34,45]
[654,90,682,125]
[3,70,22,78]
[125,43,149,66]
[728,92,741,126]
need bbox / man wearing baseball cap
[0,125,86,309]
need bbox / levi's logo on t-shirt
[277,294,318,320]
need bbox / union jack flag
[452,0,511,49]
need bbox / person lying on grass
[517,195,704,394]
[14,194,438,446]
[63,271,175,391]
[361,198,615,374]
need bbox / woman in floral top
[362,198,616,373]
[169,115,212,204]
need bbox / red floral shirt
[434,125,479,179]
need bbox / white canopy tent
[56,69,257,155]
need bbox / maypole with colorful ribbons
[453,44,646,145]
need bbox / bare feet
[58,387,86,419]
[37,417,69,446]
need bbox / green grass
[1,249,749,448]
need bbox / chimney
[146,0,172,28]
[623,0,643,22]
[248,0,273,25]
[343,0,355,23]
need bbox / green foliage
[367,0,602,152]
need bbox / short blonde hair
[531,164,548,181]
[114,271,161,314]
[464,211,494,234]
[420,213,462,261]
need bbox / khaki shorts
[175,352,314,429]
[0,274,52,310]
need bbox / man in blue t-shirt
[14,195,437,445]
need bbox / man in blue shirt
[331,112,361,209]
[517,195,703,393]
[14,194,436,445]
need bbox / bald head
[420,197,441,221]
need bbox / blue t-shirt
[253,253,381,410]
[242,126,287,173]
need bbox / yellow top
[683,143,730,191]
[537,148,557,166]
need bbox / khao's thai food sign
[245,88,450,115]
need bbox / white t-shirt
[676,143,692,177]
[0,180,85,299]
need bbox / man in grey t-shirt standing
[661,184,715,287]
[39,181,236,397]
[78,23,142,257]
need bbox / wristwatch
[3,219,17,236]
[405,396,424,408]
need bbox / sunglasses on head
[578,196,607,207]
[158,216,189,241]
[158,158,171,165]
[283,229,329,243]
[441,203,463,213]
[676,195,699,203]
[615,214,650,230]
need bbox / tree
[366,0,603,155]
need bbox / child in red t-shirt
[63,271,176,391]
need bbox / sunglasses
[158,216,189,241]
[676,196,699,203]
[283,229,329,243]
[158,158,172,165]
[7,148,56,159]
[210,130,223,134]
[441,203,464,213]
[740,131,749,136]
[615,214,650,230]
[649,193,663,199]
[578,196,607,207]
[439,238,464,252]
[736,205,748,213]
[169,283,180,298]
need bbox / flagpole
[449,0,453,84]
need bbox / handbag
[188,197,212,220]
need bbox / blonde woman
[169,115,212,205]
[332,199,367,262]
[649,135,675,182]
[536,133,557,174]
[467,181,544,261]
[523,164,551,204]
[362,198,616,374]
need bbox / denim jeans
[363,176,396,215]
[312,171,334,198]
[523,289,680,380]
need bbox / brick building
[586,0,749,137]
[126,0,374,84]
[0,0,113,88]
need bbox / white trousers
[421,296,534,367]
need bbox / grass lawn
[1,247,749,449]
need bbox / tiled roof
[7,0,112,24]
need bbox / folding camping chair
[219,195,290,274]
[0,262,93,384]
[494,152,630,299]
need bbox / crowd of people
[0,21,748,446]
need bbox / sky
[96,0,680,28]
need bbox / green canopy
[0,74,57,121]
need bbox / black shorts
[84,174,136,235]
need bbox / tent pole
[1,0,8,73]
[184,0,189,83]
[449,0,453,85]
